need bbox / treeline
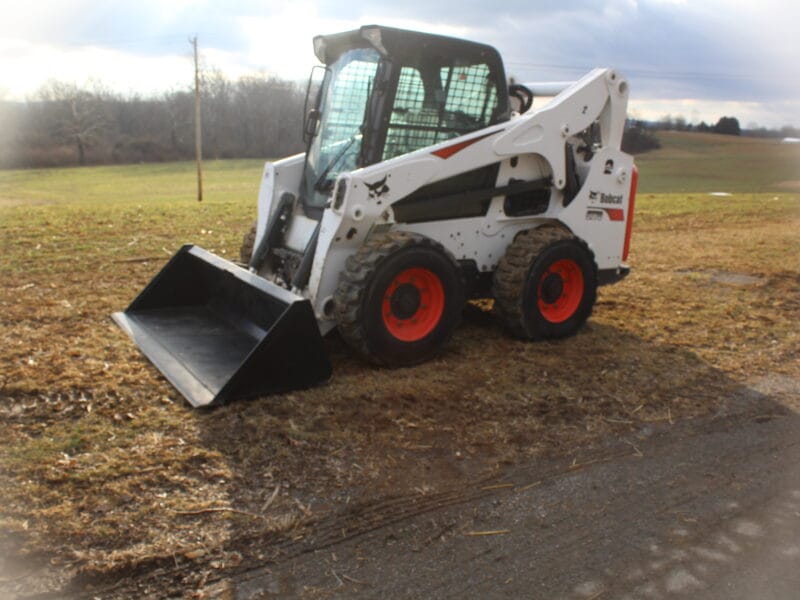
[623,115,747,154]
[651,114,800,139]
[621,115,800,155]
[3,77,798,168]
[0,72,306,169]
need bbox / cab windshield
[304,47,380,209]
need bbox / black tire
[239,221,256,265]
[494,225,597,340]
[334,231,464,366]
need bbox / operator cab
[302,25,510,218]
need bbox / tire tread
[493,225,597,339]
[334,231,462,365]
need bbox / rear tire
[239,221,256,265]
[334,231,464,366]
[494,225,597,340]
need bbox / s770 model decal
[587,207,624,221]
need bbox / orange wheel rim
[537,259,584,323]
[382,267,445,342]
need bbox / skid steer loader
[113,25,638,407]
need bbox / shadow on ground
[178,308,790,597]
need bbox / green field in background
[634,131,800,193]
[0,131,798,212]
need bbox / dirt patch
[0,198,50,209]
[676,269,767,287]
[748,373,800,412]
[711,272,766,287]
[776,180,800,191]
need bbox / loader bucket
[112,245,332,407]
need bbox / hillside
[635,131,800,194]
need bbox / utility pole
[191,36,203,202]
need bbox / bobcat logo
[366,176,390,199]
[589,190,599,200]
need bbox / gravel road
[215,389,800,599]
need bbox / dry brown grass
[0,172,798,595]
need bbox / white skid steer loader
[113,25,638,407]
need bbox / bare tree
[6,73,306,167]
[37,81,109,165]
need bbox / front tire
[239,221,256,265]
[494,225,598,340]
[334,231,464,366]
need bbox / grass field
[1,132,799,596]
[0,159,265,207]
[634,131,800,193]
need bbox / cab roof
[313,24,505,71]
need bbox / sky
[0,0,798,128]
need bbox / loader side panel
[391,163,501,223]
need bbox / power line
[51,34,187,49]
[504,61,787,84]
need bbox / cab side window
[382,61,501,161]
